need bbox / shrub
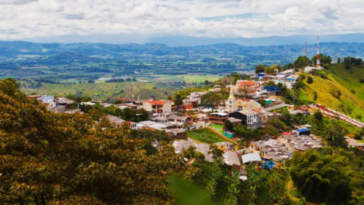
[306,76,314,84]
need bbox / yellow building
[226,87,261,112]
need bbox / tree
[0,78,25,100]
[323,119,348,147]
[289,149,356,203]
[208,145,224,160]
[255,65,266,74]
[236,83,250,99]
[313,92,317,101]
[225,120,234,131]
[314,110,323,122]
[345,63,351,70]
[298,74,306,81]
[200,92,224,110]
[306,76,313,84]
[0,80,190,204]
[312,54,332,65]
[173,94,183,106]
[294,56,310,68]
[137,109,149,121]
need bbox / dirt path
[286,179,300,202]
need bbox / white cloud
[0,0,363,40]
[0,0,36,5]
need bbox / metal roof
[242,153,262,164]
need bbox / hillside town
[27,67,364,181]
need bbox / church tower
[227,86,236,112]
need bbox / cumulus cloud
[313,0,342,20]
[0,0,36,5]
[0,0,362,40]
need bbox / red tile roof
[144,100,166,105]
[237,81,257,85]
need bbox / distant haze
[20,33,364,47]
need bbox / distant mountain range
[16,33,364,47]
[0,41,363,60]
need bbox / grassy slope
[299,64,364,120]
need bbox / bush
[306,76,314,84]
[298,74,306,81]
[319,72,327,79]
[345,64,351,70]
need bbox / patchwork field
[21,81,186,101]
[136,74,221,83]
[21,73,222,100]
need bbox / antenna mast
[137,83,140,101]
[316,35,320,66]
[305,42,307,57]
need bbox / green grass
[187,128,228,144]
[299,65,364,121]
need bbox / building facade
[143,98,172,113]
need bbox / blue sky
[0,0,363,42]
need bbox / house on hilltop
[143,97,172,113]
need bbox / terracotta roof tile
[237,81,257,85]
[144,100,166,105]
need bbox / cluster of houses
[28,68,363,179]
[26,76,296,141]
[172,126,325,181]
[172,139,262,180]
[249,128,323,163]
[258,69,297,89]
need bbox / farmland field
[136,74,221,83]
[21,73,222,100]
[21,81,188,101]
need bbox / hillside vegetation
[299,64,364,120]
